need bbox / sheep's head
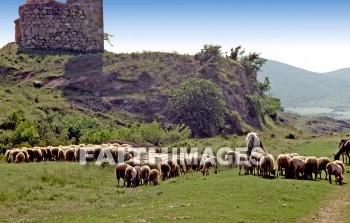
[270,169,277,176]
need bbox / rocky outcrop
[15,0,104,53]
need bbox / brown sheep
[26,149,35,162]
[58,148,65,161]
[304,156,318,180]
[249,152,262,175]
[227,151,239,168]
[333,160,345,175]
[161,163,171,180]
[134,166,142,187]
[191,153,202,171]
[40,148,47,161]
[174,164,181,177]
[21,150,30,162]
[115,163,130,187]
[45,147,53,161]
[141,165,151,185]
[238,154,251,175]
[65,149,75,162]
[184,157,193,172]
[15,152,25,164]
[50,147,60,161]
[93,147,102,161]
[259,153,276,178]
[148,169,160,186]
[276,154,291,178]
[289,157,306,179]
[33,149,43,162]
[201,156,218,176]
[176,158,187,175]
[326,163,343,185]
[9,149,21,163]
[317,157,331,179]
[5,150,12,163]
[125,166,137,187]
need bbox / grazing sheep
[93,147,102,161]
[333,160,345,175]
[141,165,151,185]
[161,163,171,180]
[149,169,160,186]
[134,166,142,187]
[249,152,262,175]
[21,150,30,162]
[50,147,60,161]
[15,152,25,164]
[326,163,343,185]
[201,156,218,176]
[304,156,318,180]
[125,166,137,187]
[58,148,65,161]
[276,154,291,178]
[25,149,34,162]
[45,147,53,161]
[227,151,239,168]
[5,150,12,163]
[174,164,181,177]
[289,157,306,179]
[167,160,177,178]
[176,158,187,175]
[33,149,43,162]
[65,149,75,162]
[9,149,21,163]
[40,148,47,161]
[317,157,331,179]
[184,157,193,172]
[259,153,276,178]
[191,152,202,171]
[238,154,251,175]
[115,163,130,187]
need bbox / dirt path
[299,184,350,223]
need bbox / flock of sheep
[228,150,345,185]
[229,132,346,185]
[3,132,346,187]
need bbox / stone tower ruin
[15,0,104,53]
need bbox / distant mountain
[258,60,350,119]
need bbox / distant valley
[258,60,350,120]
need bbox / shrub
[169,78,227,137]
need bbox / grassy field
[0,135,349,223]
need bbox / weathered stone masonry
[15,0,104,53]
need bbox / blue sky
[1,0,350,72]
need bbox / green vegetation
[0,110,191,147]
[0,135,349,222]
[169,78,227,137]
[0,42,284,147]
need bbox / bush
[169,78,227,137]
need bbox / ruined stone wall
[15,0,104,53]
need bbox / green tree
[194,44,222,65]
[169,78,227,137]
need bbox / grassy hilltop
[0,43,283,147]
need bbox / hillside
[0,43,274,146]
[258,60,350,119]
